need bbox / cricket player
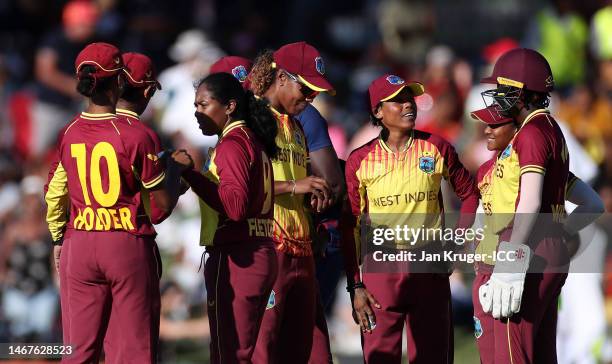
[471,48,601,364]
[343,74,479,363]
[172,72,279,363]
[209,54,341,363]
[44,42,185,363]
[471,102,604,364]
[249,42,334,364]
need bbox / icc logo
[232,65,249,83]
[386,75,405,85]
[315,56,325,75]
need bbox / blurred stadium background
[0,0,611,362]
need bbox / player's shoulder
[414,129,454,154]
[346,137,378,166]
[477,157,496,182]
[218,126,254,154]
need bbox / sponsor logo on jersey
[315,56,325,75]
[386,75,405,85]
[231,65,249,83]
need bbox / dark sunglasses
[285,71,319,99]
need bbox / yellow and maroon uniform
[181,120,277,363]
[472,109,571,364]
[344,130,478,363]
[253,108,318,364]
[45,111,164,363]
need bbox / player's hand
[171,149,194,171]
[53,246,62,275]
[562,230,580,258]
[294,176,331,212]
[480,242,532,319]
[352,287,381,334]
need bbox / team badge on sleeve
[500,144,512,160]
[473,316,483,338]
[315,56,325,75]
[266,290,276,310]
[386,75,405,85]
[418,153,435,174]
[231,65,249,83]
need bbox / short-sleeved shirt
[345,130,477,251]
[476,109,570,262]
[295,104,332,153]
[49,111,165,237]
[182,120,274,246]
[269,107,311,256]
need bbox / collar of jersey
[221,120,246,137]
[378,129,414,154]
[116,108,139,120]
[80,111,117,120]
[519,108,549,130]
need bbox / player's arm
[45,156,69,244]
[438,137,479,228]
[298,105,346,205]
[343,151,380,333]
[564,174,604,234]
[179,138,252,221]
[309,147,345,206]
[35,46,79,98]
[138,132,185,214]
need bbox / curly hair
[248,49,276,96]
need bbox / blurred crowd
[0,0,611,362]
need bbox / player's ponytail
[197,72,279,158]
[76,65,117,98]
[76,65,98,97]
[249,50,276,96]
[244,90,278,158]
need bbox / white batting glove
[479,242,531,319]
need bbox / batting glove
[478,241,531,319]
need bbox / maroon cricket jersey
[53,111,164,237]
[182,120,275,246]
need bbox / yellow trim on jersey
[507,320,515,364]
[520,165,546,175]
[497,76,524,89]
[268,106,282,117]
[221,120,246,137]
[142,172,165,189]
[519,109,549,129]
[116,108,139,119]
[45,162,69,242]
[378,130,414,153]
[63,119,80,135]
[80,112,116,120]
[110,120,121,135]
[297,75,328,92]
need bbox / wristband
[346,281,366,293]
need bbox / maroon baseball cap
[75,42,123,78]
[273,42,334,94]
[210,56,252,82]
[470,105,514,125]
[368,74,424,111]
[122,52,161,89]
[481,48,554,93]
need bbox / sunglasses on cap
[284,71,319,99]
